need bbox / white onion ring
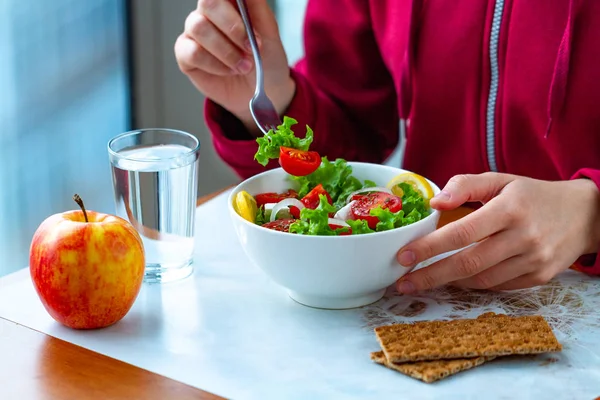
[333,200,356,221]
[327,218,350,227]
[269,198,305,222]
[345,186,392,204]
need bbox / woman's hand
[174,0,295,135]
[395,172,600,293]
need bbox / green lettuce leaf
[290,157,375,208]
[289,194,342,236]
[255,206,267,225]
[396,182,430,215]
[254,116,314,166]
[401,208,427,226]
[369,203,430,232]
[351,184,432,232]
[346,219,375,235]
[370,207,403,231]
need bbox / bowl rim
[227,161,441,240]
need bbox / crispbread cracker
[370,351,494,383]
[375,313,561,363]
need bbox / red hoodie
[204,0,600,273]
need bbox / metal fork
[236,0,282,135]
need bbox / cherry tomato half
[255,189,298,207]
[279,146,321,177]
[350,192,402,229]
[262,219,295,232]
[301,183,333,209]
[289,206,301,219]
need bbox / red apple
[29,194,145,329]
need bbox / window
[276,0,308,65]
[0,0,131,276]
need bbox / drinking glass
[107,129,200,283]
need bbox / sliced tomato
[289,206,301,219]
[279,146,321,176]
[254,189,298,207]
[262,219,295,232]
[329,224,352,236]
[301,183,333,209]
[351,194,366,202]
[349,192,402,229]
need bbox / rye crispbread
[370,351,494,383]
[375,313,562,363]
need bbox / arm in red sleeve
[570,168,600,275]
[206,0,399,180]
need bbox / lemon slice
[386,172,434,200]
[233,190,258,223]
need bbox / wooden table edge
[0,315,222,399]
[197,184,236,207]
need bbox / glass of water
[107,129,200,283]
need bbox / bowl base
[287,289,386,310]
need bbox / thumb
[430,173,515,210]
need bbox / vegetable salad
[232,117,434,235]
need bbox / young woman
[174,0,600,293]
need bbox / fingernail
[397,279,416,295]
[433,190,451,201]
[397,250,416,267]
[236,58,252,74]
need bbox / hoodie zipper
[485,0,505,172]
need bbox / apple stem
[73,194,89,223]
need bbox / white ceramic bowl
[228,162,441,309]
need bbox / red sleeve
[570,168,600,275]
[205,0,399,180]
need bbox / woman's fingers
[198,0,253,53]
[451,253,534,290]
[397,198,510,269]
[184,11,252,74]
[488,271,555,291]
[396,230,525,294]
[175,34,233,76]
[429,173,516,211]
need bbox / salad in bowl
[228,117,441,309]
[232,117,434,237]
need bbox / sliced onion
[269,198,305,222]
[328,218,350,227]
[334,200,356,221]
[345,186,392,204]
